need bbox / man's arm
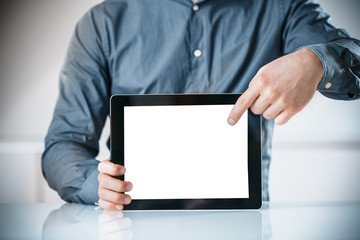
[228,0,360,125]
[42,8,110,204]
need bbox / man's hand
[98,159,133,211]
[227,48,323,125]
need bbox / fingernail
[124,196,131,204]
[126,183,133,191]
[227,118,235,126]
[119,167,126,175]
[115,205,123,210]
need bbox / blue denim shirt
[42,0,360,204]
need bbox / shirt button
[192,5,199,11]
[325,82,332,89]
[194,49,202,57]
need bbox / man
[42,0,360,211]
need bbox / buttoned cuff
[303,44,357,100]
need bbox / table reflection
[98,211,133,240]
[2,202,359,239]
[42,204,99,240]
[42,204,264,240]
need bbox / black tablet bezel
[110,94,262,210]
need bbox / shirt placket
[189,1,206,92]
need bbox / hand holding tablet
[98,159,133,211]
[109,94,261,210]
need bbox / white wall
[0,0,359,203]
[0,0,104,204]
[270,0,360,201]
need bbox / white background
[0,0,359,203]
[124,105,248,199]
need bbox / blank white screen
[124,105,248,199]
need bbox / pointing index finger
[227,87,259,126]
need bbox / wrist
[298,47,324,86]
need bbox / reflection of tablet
[110,94,261,210]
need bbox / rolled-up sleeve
[42,6,109,204]
[306,40,360,100]
[281,0,360,100]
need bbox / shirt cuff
[303,44,356,100]
[304,44,342,89]
[77,167,100,205]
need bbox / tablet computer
[110,94,261,210]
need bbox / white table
[0,202,359,239]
